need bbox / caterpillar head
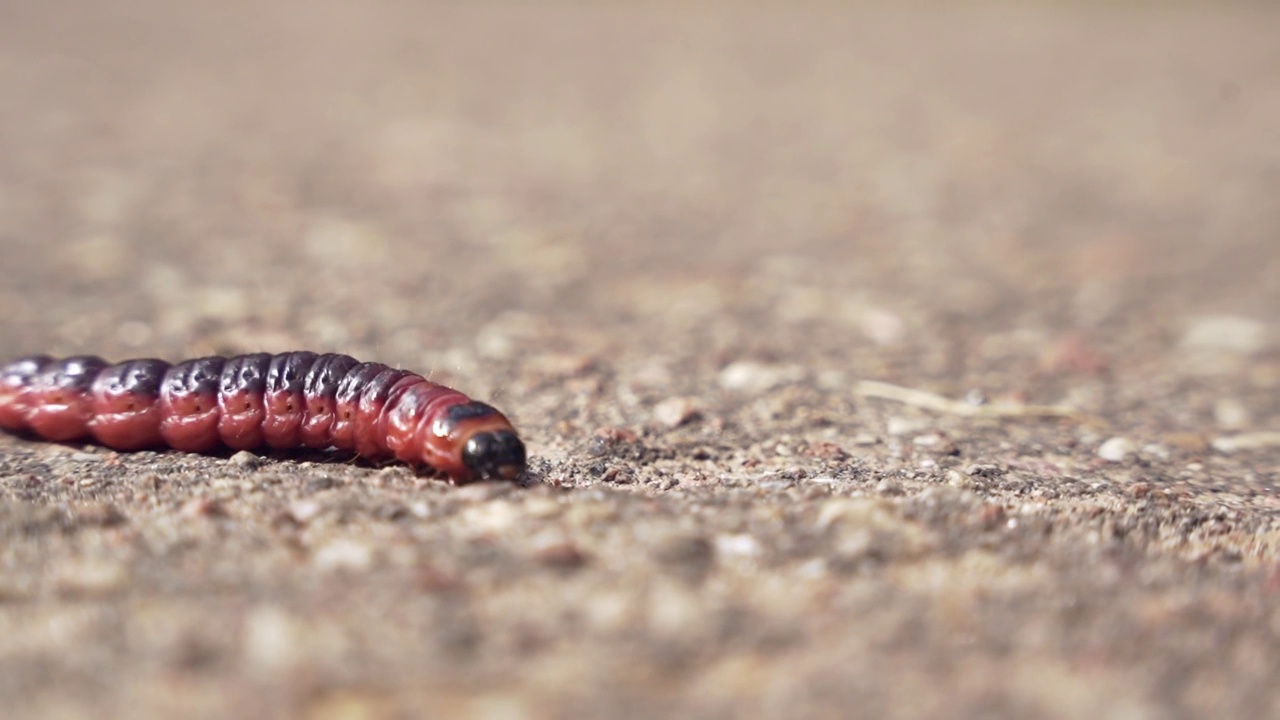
[460,428,527,482]
[431,401,526,483]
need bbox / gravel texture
[3,2,1280,718]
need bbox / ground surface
[3,2,1280,718]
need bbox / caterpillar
[0,352,526,484]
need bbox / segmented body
[0,353,526,484]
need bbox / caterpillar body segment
[0,353,525,484]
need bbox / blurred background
[3,1,1277,380]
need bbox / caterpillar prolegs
[0,353,526,484]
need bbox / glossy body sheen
[0,353,525,483]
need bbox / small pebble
[874,479,903,495]
[181,497,227,519]
[1180,315,1268,354]
[243,605,301,672]
[912,433,957,455]
[652,396,700,428]
[1142,443,1171,462]
[375,466,411,487]
[1040,331,1109,375]
[797,558,828,579]
[714,534,762,562]
[55,561,129,597]
[459,500,522,534]
[1213,398,1251,430]
[964,464,1002,478]
[887,417,931,436]
[229,450,263,468]
[1128,481,1152,499]
[286,500,323,524]
[1097,437,1137,462]
[718,361,802,392]
[805,441,847,460]
[312,539,374,573]
[858,306,906,346]
[529,531,588,570]
[946,470,974,488]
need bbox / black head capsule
[461,430,527,482]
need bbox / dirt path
[3,2,1280,718]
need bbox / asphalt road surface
[3,2,1280,718]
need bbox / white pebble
[243,605,300,672]
[287,500,323,524]
[229,450,262,467]
[816,370,847,390]
[1180,315,1268,354]
[1097,437,1137,462]
[54,561,128,597]
[652,397,700,428]
[312,538,374,572]
[1213,398,1251,430]
[459,500,522,534]
[714,533,762,561]
[1142,444,1171,462]
[718,361,802,392]
[797,558,828,579]
[887,417,931,436]
[858,306,906,346]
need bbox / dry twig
[854,380,1106,426]
[1211,432,1280,453]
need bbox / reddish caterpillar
[0,352,526,484]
